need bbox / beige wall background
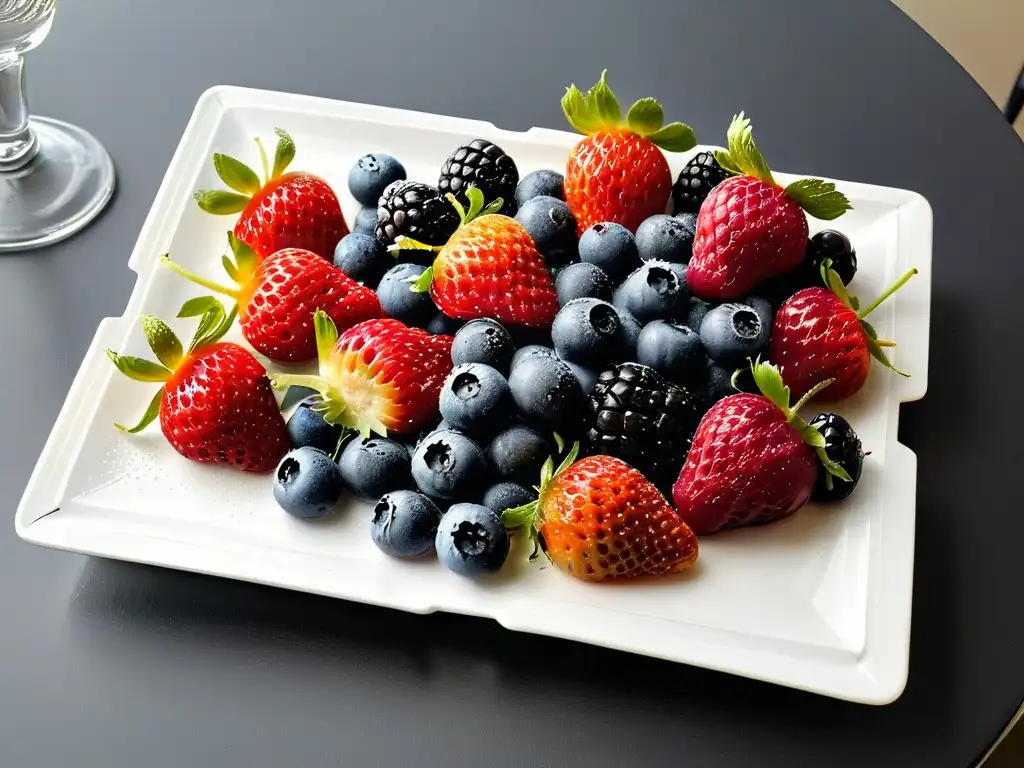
[893,0,1024,138]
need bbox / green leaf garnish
[714,150,743,176]
[114,389,163,434]
[539,457,554,488]
[626,98,664,136]
[815,447,853,484]
[553,431,565,454]
[140,316,183,370]
[864,333,910,377]
[271,128,296,179]
[750,359,790,413]
[561,83,600,135]
[314,309,339,365]
[221,253,240,282]
[553,440,580,478]
[106,350,172,383]
[408,266,434,294]
[212,153,261,196]
[587,70,621,128]
[178,295,224,319]
[783,178,852,221]
[188,305,226,352]
[646,122,697,153]
[193,190,250,215]
[726,112,774,185]
[227,231,258,276]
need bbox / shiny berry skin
[507,356,585,435]
[636,320,704,385]
[377,263,436,328]
[333,232,392,288]
[273,447,345,519]
[688,176,809,301]
[411,429,488,501]
[375,180,460,249]
[636,214,695,263]
[235,172,348,261]
[510,344,557,371]
[482,482,537,515]
[348,153,406,207]
[577,222,641,283]
[806,229,857,286]
[515,169,564,207]
[699,302,770,368]
[671,151,731,214]
[337,437,413,501]
[486,425,550,485]
[555,262,613,305]
[438,363,515,438]
[436,503,510,577]
[514,195,578,268]
[809,412,864,502]
[438,139,519,215]
[161,342,291,473]
[612,261,689,324]
[564,131,672,236]
[451,318,515,376]
[353,206,379,236]
[286,397,343,454]
[371,491,442,558]
[551,298,623,367]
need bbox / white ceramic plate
[14,86,932,704]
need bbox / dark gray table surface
[3,1,1023,766]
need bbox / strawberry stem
[161,255,242,301]
[856,268,918,320]
[790,378,834,416]
[269,373,333,394]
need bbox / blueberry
[348,153,407,207]
[555,262,613,305]
[613,261,689,324]
[686,298,713,331]
[743,295,774,330]
[514,195,578,268]
[487,424,549,485]
[807,229,857,286]
[273,447,344,519]
[699,302,770,367]
[636,320,705,384]
[482,482,537,515]
[377,263,436,328]
[616,310,643,358]
[353,206,379,236]
[511,344,557,370]
[371,490,442,558]
[515,169,564,207]
[636,214,695,264]
[338,437,412,501]
[451,318,515,376]
[560,357,601,393]
[578,222,641,283]
[333,233,391,288]
[411,429,488,501]
[674,212,698,237]
[507,356,585,433]
[427,312,463,336]
[551,298,623,367]
[435,503,510,576]
[703,361,737,407]
[439,363,515,438]
[286,398,343,454]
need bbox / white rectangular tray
[14,86,932,704]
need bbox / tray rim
[14,85,933,705]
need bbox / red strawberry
[193,128,347,260]
[270,312,453,437]
[672,361,851,535]
[396,188,558,328]
[687,114,852,301]
[107,302,290,473]
[562,71,696,234]
[502,445,698,582]
[163,235,382,364]
[770,261,918,401]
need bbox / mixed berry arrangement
[109,73,917,583]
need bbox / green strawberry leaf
[820,258,855,310]
[865,333,910,377]
[114,389,163,434]
[539,456,554,488]
[271,128,296,179]
[189,302,237,353]
[221,253,240,283]
[750,359,790,413]
[106,350,172,383]
[784,178,852,221]
[553,431,566,454]
[815,447,853,483]
[726,112,774,185]
[464,186,486,221]
[626,98,664,136]
[314,309,339,365]
[849,295,861,311]
[481,197,504,217]
[587,70,621,128]
[227,231,257,277]
[501,500,539,532]
[646,122,697,153]
[141,316,183,369]
[178,295,224,319]
[254,136,270,183]
[798,422,827,449]
[714,150,743,176]
[862,319,878,339]
[213,153,261,196]
[561,83,600,135]
[193,190,249,215]
[409,266,434,294]
[553,440,580,479]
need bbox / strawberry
[107,300,290,472]
[502,444,698,582]
[672,361,851,535]
[395,187,558,328]
[561,71,697,235]
[687,114,853,301]
[193,128,347,260]
[770,261,918,401]
[162,235,382,364]
[270,312,453,437]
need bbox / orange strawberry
[162,235,382,364]
[562,71,697,235]
[107,300,290,472]
[270,312,453,437]
[395,188,558,328]
[193,128,347,260]
[502,444,698,582]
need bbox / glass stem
[0,53,38,172]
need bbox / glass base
[0,116,115,252]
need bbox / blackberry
[671,151,731,214]
[438,139,519,215]
[582,362,703,492]
[375,181,460,249]
[809,412,864,503]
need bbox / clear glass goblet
[0,0,115,251]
